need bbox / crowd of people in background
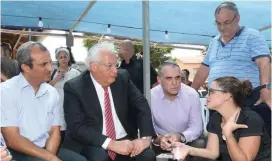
[1,1,271,161]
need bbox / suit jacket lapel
[82,72,103,120]
[110,78,124,122]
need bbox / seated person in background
[1,42,12,58]
[0,57,18,161]
[49,47,81,144]
[151,61,204,161]
[1,41,87,161]
[172,76,271,161]
[63,42,156,161]
[1,56,19,82]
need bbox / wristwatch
[260,83,271,90]
[180,133,186,143]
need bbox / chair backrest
[200,97,209,136]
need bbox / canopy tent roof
[2,1,271,47]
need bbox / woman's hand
[222,110,248,138]
[54,71,65,81]
[171,142,190,161]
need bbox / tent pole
[69,0,97,33]
[142,0,151,105]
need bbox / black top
[207,109,271,161]
[120,55,158,94]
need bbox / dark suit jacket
[62,69,156,153]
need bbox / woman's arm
[188,133,220,160]
[226,135,261,161]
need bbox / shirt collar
[90,73,106,90]
[18,72,48,97]
[217,26,245,46]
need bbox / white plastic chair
[200,97,209,136]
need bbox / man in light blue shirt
[1,41,87,161]
[192,1,271,109]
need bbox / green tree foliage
[83,38,174,68]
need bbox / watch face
[267,83,272,89]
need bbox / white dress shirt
[90,74,127,149]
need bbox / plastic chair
[200,97,209,136]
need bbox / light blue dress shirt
[1,73,60,147]
[151,83,203,142]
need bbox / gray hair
[158,60,180,76]
[215,1,239,16]
[16,41,48,73]
[55,47,70,59]
[84,42,117,70]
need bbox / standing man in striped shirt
[192,1,271,109]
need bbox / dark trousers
[80,145,155,161]
[10,147,87,161]
[152,137,209,161]
[60,130,66,145]
[244,86,271,136]
[80,136,156,161]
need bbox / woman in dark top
[172,76,271,161]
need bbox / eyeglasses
[214,14,237,27]
[207,88,226,96]
[95,61,121,70]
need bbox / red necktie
[104,87,116,160]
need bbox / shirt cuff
[182,132,190,143]
[102,138,111,149]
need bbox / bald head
[119,40,134,61]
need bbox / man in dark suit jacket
[63,42,156,161]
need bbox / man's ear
[157,76,161,84]
[90,62,96,72]
[21,64,31,73]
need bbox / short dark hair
[214,76,253,107]
[182,69,190,79]
[158,60,180,76]
[215,1,239,16]
[1,57,19,79]
[16,41,48,73]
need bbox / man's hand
[255,88,271,109]
[0,146,12,161]
[159,136,172,151]
[107,140,134,155]
[165,133,182,143]
[130,138,150,157]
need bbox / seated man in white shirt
[0,41,87,161]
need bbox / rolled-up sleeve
[183,93,203,142]
[1,89,19,127]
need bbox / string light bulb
[164,30,169,40]
[107,24,111,33]
[38,17,43,28]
